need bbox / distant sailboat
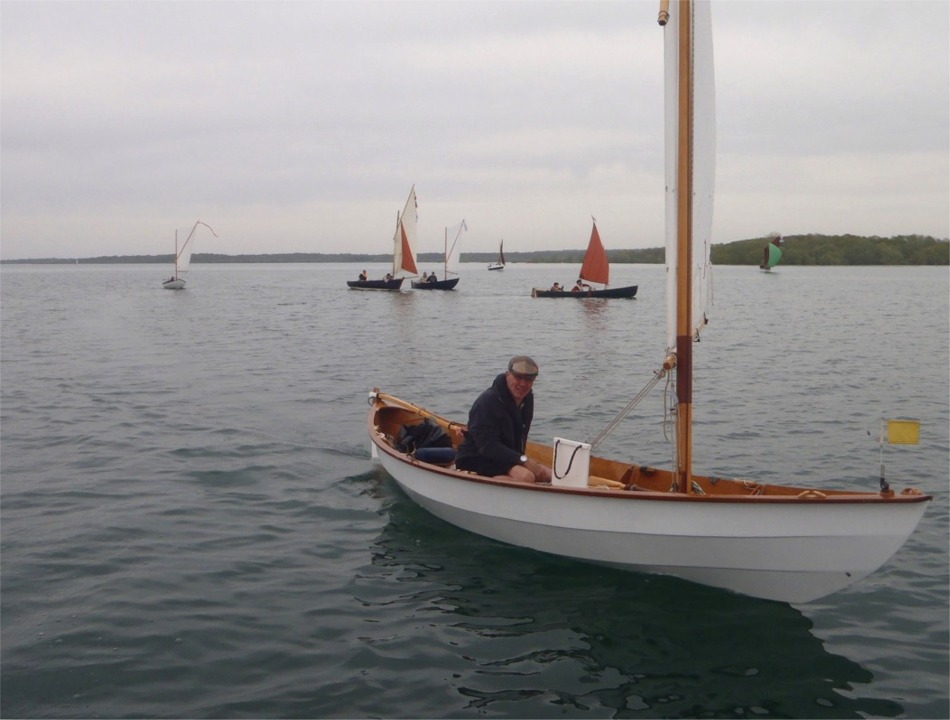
[412,219,466,291]
[162,220,216,290]
[531,220,638,298]
[759,232,783,272]
[487,239,505,270]
[348,187,419,291]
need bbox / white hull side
[377,452,927,603]
[162,279,186,290]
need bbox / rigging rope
[588,367,669,450]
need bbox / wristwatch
[520,455,528,464]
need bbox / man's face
[506,370,535,404]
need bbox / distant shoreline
[2,234,947,266]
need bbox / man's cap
[508,355,539,377]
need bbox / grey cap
[507,355,539,377]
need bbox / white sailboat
[162,220,216,290]
[348,186,419,290]
[412,219,465,290]
[364,0,931,603]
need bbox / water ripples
[2,263,947,718]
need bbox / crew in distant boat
[572,279,591,293]
[550,282,563,292]
[427,272,438,283]
[421,272,429,282]
[358,269,368,281]
[166,276,175,283]
[385,273,394,281]
[454,356,552,485]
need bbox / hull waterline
[347,279,405,291]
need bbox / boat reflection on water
[356,488,903,719]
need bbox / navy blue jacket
[455,373,534,470]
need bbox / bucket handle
[553,439,584,481]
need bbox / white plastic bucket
[552,437,591,488]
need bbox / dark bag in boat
[397,419,454,454]
[414,446,457,464]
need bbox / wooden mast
[676,0,694,493]
[659,0,694,493]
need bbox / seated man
[427,272,438,283]
[550,282,562,291]
[572,278,591,292]
[454,356,552,484]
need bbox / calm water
[1,262,948,719]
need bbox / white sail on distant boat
[362,0,931,603]
[162,220,217,290]
[487,239,505,270]
[348,186,419,290]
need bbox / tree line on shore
[4,233,947,265]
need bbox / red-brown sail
[399,222,418,275]
[578,221,610,286]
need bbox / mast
[677,0,694,492]
[393,210,401,276]
[444,225,448,277]
[660,0,694,493]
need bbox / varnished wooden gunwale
[368,392,931,505]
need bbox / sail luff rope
[588,367,668,449]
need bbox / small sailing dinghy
[348,187,419,291]
[532,220,637,298]
[412,220,466,291]
[759,232,783,272]
[487,239,505,270]
[161,220,216,290]
[364,0,931,603]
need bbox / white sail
[175,227,195,276]
[444,219,466,277]
[664,0,715,351]
[174,220,217,277]
[392,186,419,278]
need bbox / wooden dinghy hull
[367,390,931,603]
[532,285,638,299]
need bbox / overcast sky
[1,0,947,260]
